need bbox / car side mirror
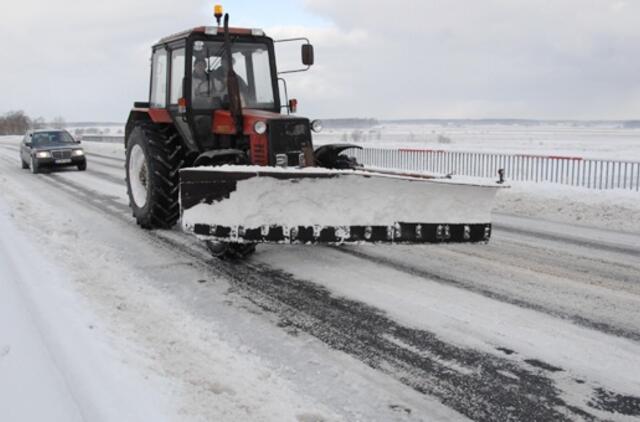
[301,44,314,66]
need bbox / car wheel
[21,159,29,169]
[30,156,39,174]
[77,161,87,171]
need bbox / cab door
[167,45,199,152]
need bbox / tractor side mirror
[302,44,314,66]
[276,38,314,74]
[289,98,298,113]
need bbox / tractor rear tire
[125,123,185,229]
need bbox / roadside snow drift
[0,199,168,422]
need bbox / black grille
[52,150,72,159]
[267,119,311,166]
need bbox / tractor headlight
[311,119,323,133]
[35,151,51,158]
[253,121,267,135]
[72,149,84,156]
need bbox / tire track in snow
[210,260,616,421]
[331,246,640,343]
[494,223,640,257]
[452,236,640,287]
[50,166,125,187]
[86,156,124,171]
[84,156,127,175]
[86,151,124,163]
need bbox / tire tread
[126,123,185,229]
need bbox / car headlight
[311,119,323,133]
[35,151,51,158]
[253,121,267,135]
[72,149,84,156]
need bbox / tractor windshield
[191,40,275,110]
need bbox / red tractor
[125,8,501,259]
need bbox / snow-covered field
[315,123,640,160]
[1,133,640,421]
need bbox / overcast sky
[1,0,639,121]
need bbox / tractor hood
[212,108,314,167]
[213,108,309,136]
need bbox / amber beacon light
[214,4,224,26]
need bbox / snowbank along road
[1,136,639,421]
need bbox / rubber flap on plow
[179,166,503,244]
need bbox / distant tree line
[0,110,65,135]
[623,121,640,129]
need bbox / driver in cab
[192,57,251,108]
[192,58,227,106]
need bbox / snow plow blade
[180,166,504,245]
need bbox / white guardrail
[80,135,124,143]
[352,147,640,192]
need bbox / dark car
[20,129,87,173]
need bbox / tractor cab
[130,19,318,168]
[147,26,281,152]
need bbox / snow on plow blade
[180,166,503,244]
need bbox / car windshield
[191,40,275,110]
[31,131,75,146]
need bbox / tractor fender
[125,106,173,147]
[314,143,362,169]
[193,149,247,166]
[125,110,150,146]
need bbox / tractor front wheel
[125,123,184,229]
[205,241,256,260]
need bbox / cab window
[150,49,167,107]
[170,48,185,104]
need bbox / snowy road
[1,137,639,421]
